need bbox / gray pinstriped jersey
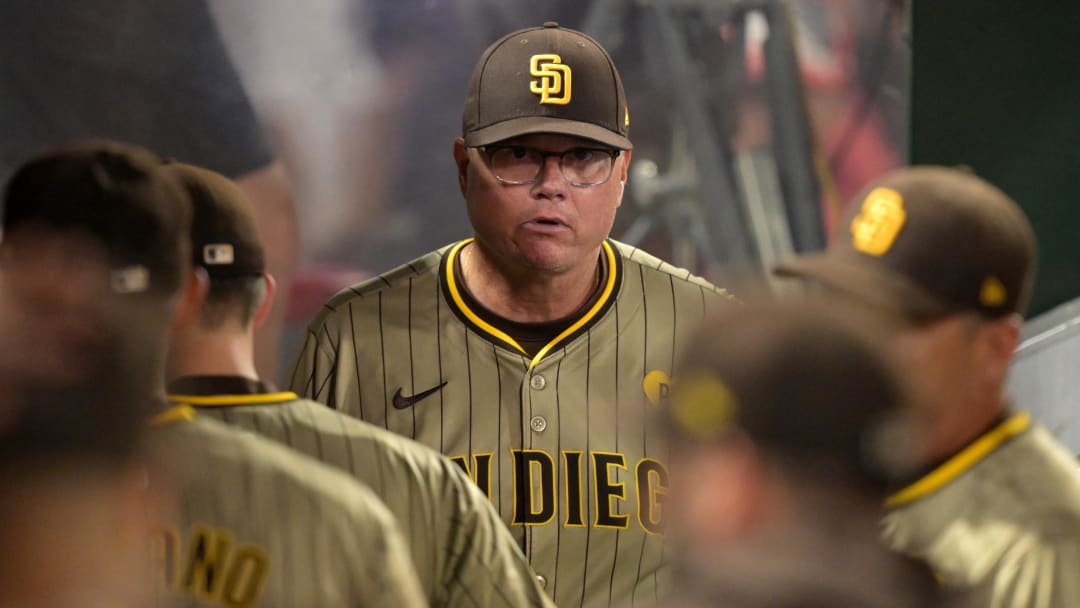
[289,239,730,608]
[149,408,425,608]
[883,413,1080,608]
[170,390,554,608]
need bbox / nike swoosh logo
[392,382,448,410]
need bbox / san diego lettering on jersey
[451,450,667,534]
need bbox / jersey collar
[168,375,298,407]
[440,238,622,369]
[884,411,1032,508]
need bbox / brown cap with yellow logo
[774,166,1036,321]
[462,22,632,150]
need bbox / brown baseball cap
[161,163,266,280]
[666,301,916,491]
[774,166,1036,321]
[2,140,192,295]
[462,22,632,150]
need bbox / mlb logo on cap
[203,243,235,266]
[111,265,150,294]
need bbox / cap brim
[773,253,953,322]
[464,116,632,150]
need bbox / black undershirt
[167,375,274,396]
[454,248,608,358]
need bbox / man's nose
[531,154,567,198]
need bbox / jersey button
[530,374,547,390]
[535,574,548,589]
[530,416,547,433]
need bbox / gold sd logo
[530,54,572,105]
[851,187,907,256]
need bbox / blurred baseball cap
[161,163,265,280]
[2,140,192,295]
[462,22,632,150]
[774,166,1036,322]
[667,302,916,491]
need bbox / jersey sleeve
[433,458,555,608]
[288,321,339,406]
[986,536,1080,608]
[335,483,428,608]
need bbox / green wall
[911,1,1080,315]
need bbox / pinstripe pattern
[883,420,1080,607]
[175,393,555,608]
[150,413,425,607]
[289,240,729,608]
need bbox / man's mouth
[527,216,568,228]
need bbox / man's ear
[983,314,1021,376]
[615,150,632,209]
[170,268,208,334]
[619,150,632,183]
[253,274,277,330]
[453,138,470,197]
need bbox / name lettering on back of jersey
[153,523,270,608]
[452,450,669,534]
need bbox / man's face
[889,313,1005,460]
[455,133,631,274]
[0,227,112,384]
[893,316,980,410]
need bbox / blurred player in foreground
[0,229,155,607]
[1,140,425,607]
[776,166,1080,606]
[659,300,970,607]
[161,161,553,608]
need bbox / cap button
[543,21,559,28]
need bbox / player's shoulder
[278,397,473,482]
[312,243,455,324]
[895,417,1080,525]
[997,422,1080,513]
[177,414,396,520]
[610,239,733,299]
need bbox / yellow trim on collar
[168,392,299,407]
[445,239,528,356]
[150,405,196,426]
[885,412,1032,509]
[529,241,618,369]
[445,238,619,370]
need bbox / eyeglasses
[477,145,620,187]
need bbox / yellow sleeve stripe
[527,241,619,370]
[885,412,1032,509]
[167,392,299,407]
[149,405,196,426]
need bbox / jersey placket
[520,348,566,596]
